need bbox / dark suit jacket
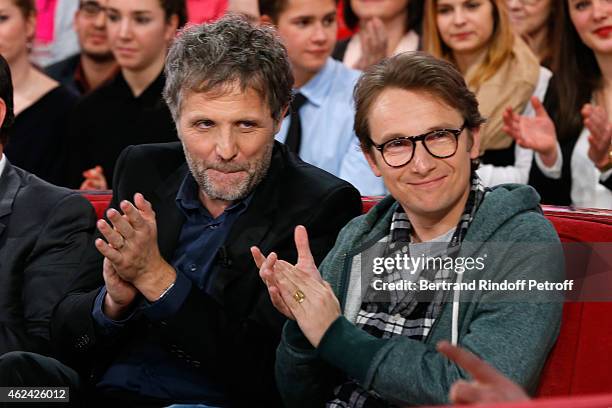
[0,159,96,355]
[51,141,362,406]
[45,54,82,96]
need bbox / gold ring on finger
[293,289,306,304]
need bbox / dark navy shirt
[92,173,251,405]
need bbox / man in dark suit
[0,15,362,407]
[0,56,96,356]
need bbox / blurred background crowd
[1,0,611,209]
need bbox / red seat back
[80,190,112,219]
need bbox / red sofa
[80,192,612,403]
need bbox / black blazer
[45,53,82,96]
[51,141,362,406]
[0,160,96,355]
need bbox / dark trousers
[0,352,169,407]
[0,351,80,407]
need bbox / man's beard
[82,48,115,64]
[183,141,274,202]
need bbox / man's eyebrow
[380,125,460,140]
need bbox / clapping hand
[353,17,388,71]
[80,165,108,190]
[503,96,558,167]
[582,103,612,171]
[252,226,340,347]
[96,193,176,303]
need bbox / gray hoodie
[276,184,564,407]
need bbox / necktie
[285,93,308,155]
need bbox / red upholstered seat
[80,190,112,219]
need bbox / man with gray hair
[0,15,361,407]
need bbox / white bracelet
[156,281,175,301]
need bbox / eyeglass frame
[79,0,106,17]
[369,122,467,168]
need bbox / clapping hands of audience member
[502,96,559,167]
[252,226,341,347]
[437,341,530,405]
[96,193,176,318]
[80,165,108,190]
[354,17,388,71]
[582,103,612,171]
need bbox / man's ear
[468,126,481,160]
[260,14,274,26]
[364,147,382,177]
[273,105,289,134]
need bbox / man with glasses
[46,0,118,96]
[255,52,564,406]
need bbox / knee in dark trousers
[0,351,80,388]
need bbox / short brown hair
[353,52,485,152]
[12,0,36,18]
[160,0,187,29]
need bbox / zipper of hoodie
[337,232,389,312]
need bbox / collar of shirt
[175,171,254,219]
[295,57,337,108]
[74,59,91,94]
[0,153,6,179]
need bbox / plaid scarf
[327,173,488,408]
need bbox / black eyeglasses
[80,1,105,17]
[370,123,466,168]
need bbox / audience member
[507,0,555,67]
[31,0,80,66]
[1,0,78,185]
[507,0,612,208]
[0,55,96,357]
[46,0,119,96]
[0,15,361,407]
[65,0,187,190]
[332,0,423,70]
[259,0,385,195]
[256,53,563,406]
[423,0,561,186]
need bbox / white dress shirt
[276,58,386,195]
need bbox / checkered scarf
[327,173,488,408]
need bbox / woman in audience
[332,0,423,70]
[423,0,560,186]
[1,0,78,185]
[66,0,186,189]
[506,0,555,67]
[506,0,612,208]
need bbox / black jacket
[45,53,82,96]
[51,141,362,406]
[0,159,96,355]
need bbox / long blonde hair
[423,0,515,89]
